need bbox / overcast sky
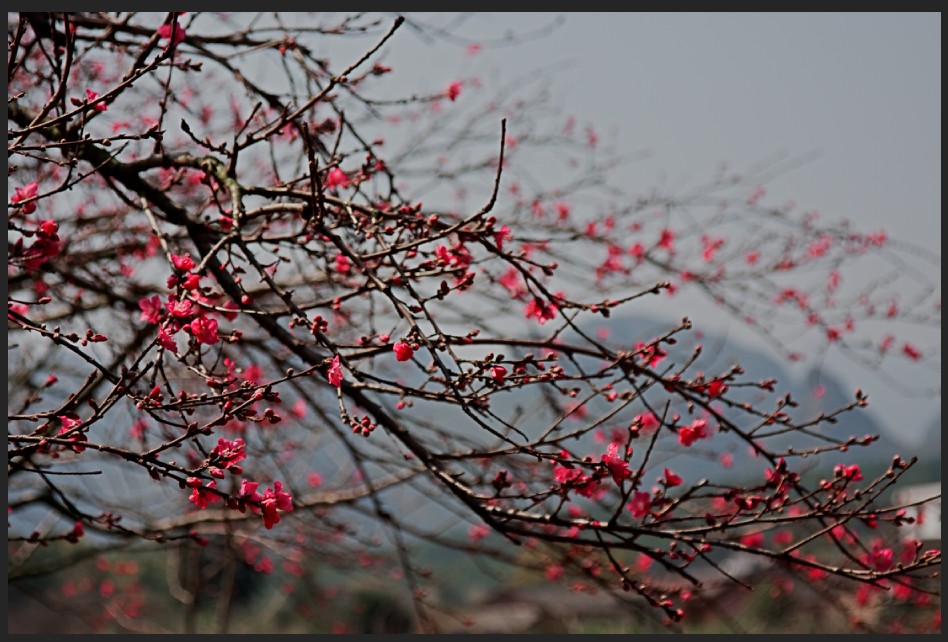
[371,12,941,447]
[385,12,940,250]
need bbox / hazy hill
[563,313,937,486]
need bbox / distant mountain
[922,411,941,452]
[907,412,942,482]
[564,313,938,485]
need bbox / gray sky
[391,12,939,250]
[377,12,941,447]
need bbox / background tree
[7,12,940,633]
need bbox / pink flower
[156,21,186,46]
[157,328,179,354]
[139,295,163,324]
[242,363,263,384]
[67,521,84,543]
[58,415,81,433]
[702,236,724,262]
[636,412,660,433]
[238,479,262,507]
[189,481,221,510]
[807,235,832,258]
[220,300,240,321]
[740,531,765,548]
[678,418,710,447]
[468,524,490,542]
[334,253,351,274]
[490,365,507,383]
[553,464,599,498]
[706,380,727,398]
[255,556,274,574]
[585,126,598,149]
[498,268,525,298]
[190,316,219,344]
[37,218,56,237]
[657,228,675,252]
[393,342,414,362]
[165,296,193,318]
[211,438,246,468]
[627,491,651,518]
[867,229,887,246]
[327,355,343,388]
[834,463,863,482]
[774,288,807,307]
[663,468,683,487]
[444,81,463,102]
[181,274,201,290]
[902,343,922,361]
[524,298,557,324]
[291,399,307,419]
[85,89,107,111]
[868,543,894,572]
[879,335,895,353]
[260,481,293,529]
[554,201,570,221]
[600,442,631,486]
[531,199,546,218]
[325,167,349,189]
[11,182,39,213]
[634,341,666,368]
[171,254,195,271]
[493,224,512,251]
[58,415,87,452]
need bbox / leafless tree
[7,12,940,633]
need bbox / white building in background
[893,482,941,544]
